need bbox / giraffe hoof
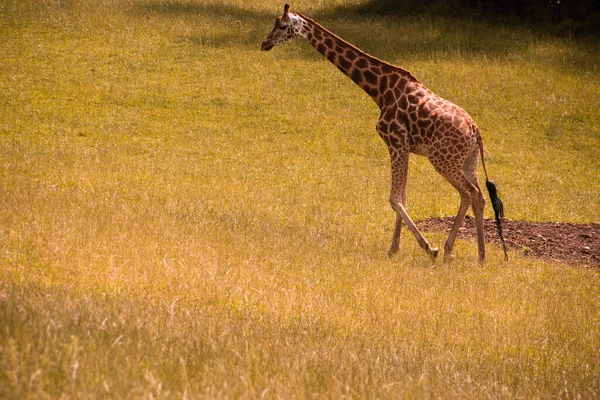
[444,253,455,263]
[429,247,439,259]
[388,246,399,258]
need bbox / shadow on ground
[132,0,599,77]
[131,1,527,59]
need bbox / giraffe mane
[296,13,419,83]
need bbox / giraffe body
[262,5,507,263]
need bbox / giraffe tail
[478,138,508,261]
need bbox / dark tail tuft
[479,134,508,262]
[486,179,508,261]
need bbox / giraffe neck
[296,13,419,109]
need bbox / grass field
[1,0,599,398]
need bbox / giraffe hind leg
[388,213,402,257]
[436,148,486,263]
[473,191,486,263]
[443,182,485,263]
[443,194,471,262]
[464,156,486,263]
[459,146,487,262]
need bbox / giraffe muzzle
[261,40,274,51]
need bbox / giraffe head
[260,4,301,51]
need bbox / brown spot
[389,135,401,147]
[317,43,326,54]
[397,78,408,92]
[378,75,389,93]
[351,68,362,84]
[339,57,352,71]
[417,105,430,120]
[335,46,344,54]
[371,66,382,75]
[356,58,369,69]
[389,120,403,133]
[398,95,408,109]
[366,87,378,97]
[383,107,396,122]
[417,119,432,130]
[378,121,390,133]
[407,109,418,121]
[384,89,395,105]
[346,50,357,61]
[381,64,395,74]
[364,69,377,85]
[324,38,334,48]
[433,99,445,107]
[313,28,323,41]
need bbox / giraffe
[261,4,508,263]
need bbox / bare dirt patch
[417,216,600,267]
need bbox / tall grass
[1,0,599,398]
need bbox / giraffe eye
[278,25,288,30]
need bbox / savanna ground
[1,0,599,398]
[418,217,600,267]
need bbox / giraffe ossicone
[261,4,508,263]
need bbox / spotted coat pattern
[262,5,492,262]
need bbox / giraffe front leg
[385,142,407,258]
[388,182,406,257]
[385,137,438,260]
[389,198,439,260]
